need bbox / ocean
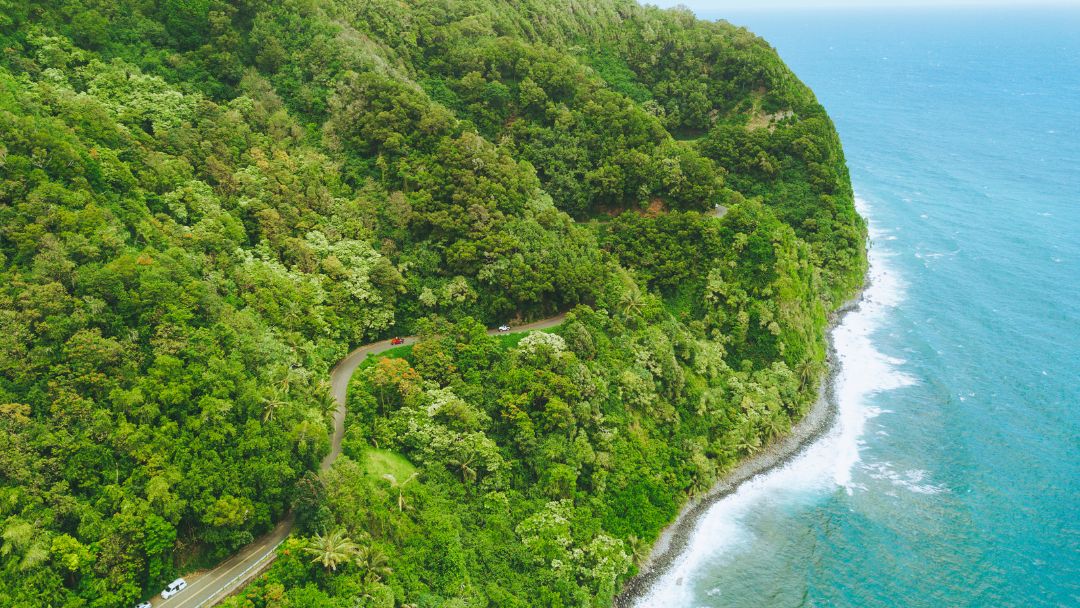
[636,7,1080,607]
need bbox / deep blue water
[638,8,1080,607]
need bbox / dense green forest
[0,1,864,606]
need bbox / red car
[390,337,405,345]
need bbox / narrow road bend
[153,314,566,608]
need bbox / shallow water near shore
[635,7,1080,607]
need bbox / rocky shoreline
[614,288,868,607]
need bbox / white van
[161,578,187,599]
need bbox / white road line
[162,522,288,608]
[155,318,565,607]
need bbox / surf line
[618,198,912,607]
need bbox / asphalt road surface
[152,315,566,608]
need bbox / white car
[136,603,152,608]
[161,578,187,599]
[497,325,510,332]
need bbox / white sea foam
[635,197,913,607]
[861,462,948,495]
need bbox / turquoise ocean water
[637,7,1080,607]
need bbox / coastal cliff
[0,1,863,606]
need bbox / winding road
[153,315,566,608]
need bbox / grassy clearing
[362,448,417,481]
[357,344,414,371]
[494,331,530,349]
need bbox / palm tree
[262,388,288,423]
[276,363,306,395]
[302,528,358,572]
[1,519,48,571]
[626,535,649,564]
[735,422,762,455]
[796,358,818,392]
[448,454,477,484]
[381,472,419,512]
[314,378,339,418]
[354,544,392,585]
[762,410,789,441]
[687,472,711,497]
[618,285,646,321]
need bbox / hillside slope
[0,1,864,606]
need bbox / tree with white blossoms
[391,390,506,489]
[514,331,569,368]
[573,533,633,600]
[515,500,631,599]
[81,55,198,132]
[515,500,574,568]
[441,275,476,305]
[234,244,329,337]
[616,368,658,414]
[692,338,730,380]
[424,386,488,432]
[417,276,476,312]
[633,326,685,401]
[305,231,402,342]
